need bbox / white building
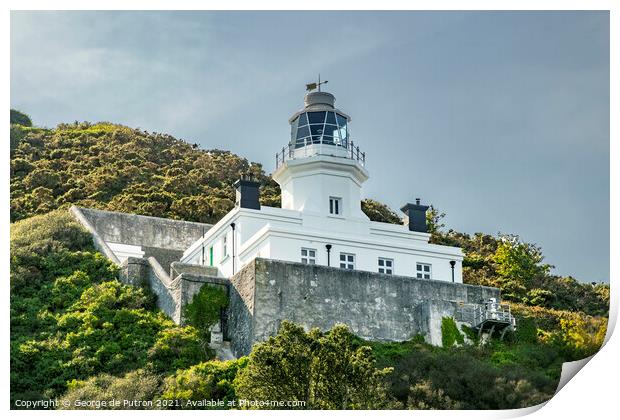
[181,89,464,283]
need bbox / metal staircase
[456,299,516,340]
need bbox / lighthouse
[273,89,369,223]
[181,84,464,283]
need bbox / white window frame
[329,196,342,216]
[222,235,228,259]
[301,248,317,265]
[378,257,394,275]
[416,262,432,279]
[339,252,355,270]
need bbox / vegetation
[10,211,210,405]
[370,337,560,409]
[11,109,32,127]
[9,120,398,225]
[160,358,247,409]
[61,370,161,410]
[10,114,608,410]
[441,317,465,347]
[182,284,229,343]
[361,198,401,224]
[427,208,609,317]
[234,321,394,409]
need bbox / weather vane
[306,74,328,92]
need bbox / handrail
[275,139,366,169]
[455,302,516,329]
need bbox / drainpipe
[325,244,332,267]
[230,223,236,275]
[450,260,456,283]
[201,226,205,265]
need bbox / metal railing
[455,302,516,330]
[275,139,366,169]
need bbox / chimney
[400,198,429,233]
[234,177,261,210]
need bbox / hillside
[9,113,608,409]
[9,120,399,225]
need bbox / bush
[10,121,274,223]
[361,199,401,224]
[11,109,32,127]
[159,358,248,409]
[441,317,465,347]
[9,210,186,405]
[60,370,161,409]
[234,321,393,409]
[407,380,462,409]
[182,284,229,341]
[380,340,559,409]
[148,326,212,373]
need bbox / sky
[10,11,610,282]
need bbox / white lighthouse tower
[273,89,370,225]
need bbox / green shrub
[515,317,538,344]
[159,358,248,409]
[148,326,212,373]
[9,211,185,405]
[361,199,401,224]
[407,380,462,409]
[234,321,393,409]
[60,370,161,409]
[182,284,229,341]
[441,317,465,347]
[11,109,32,127]
[380,340,559,409]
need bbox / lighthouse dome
[289,91,351,150]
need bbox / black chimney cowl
[400,199,429,233]
[234,178,261,210]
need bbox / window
[340,253,355,270]
[209,246,214,266]
[378,257,394,274]
[416,263,432,279]
[222,235,228,259]
[301,248,316,265]
[329,197,342,215]
[292,111,349,149]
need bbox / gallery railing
[275,139,366,169]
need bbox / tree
[361,199,401,224]
[492,235,551,301]
[234,321,393,409]
[10,109,32,127]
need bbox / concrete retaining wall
[227,258,500,356]
[72,206,212,251]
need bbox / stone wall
[119,257,150,287]
[171,262,218,279]
[71,206,212,268]
[227,258,500,357]
[227,261,258,357]
[146,257,183,323]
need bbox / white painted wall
[274,154,369,221]
[181,205,463,282]
[107,242,144,262]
